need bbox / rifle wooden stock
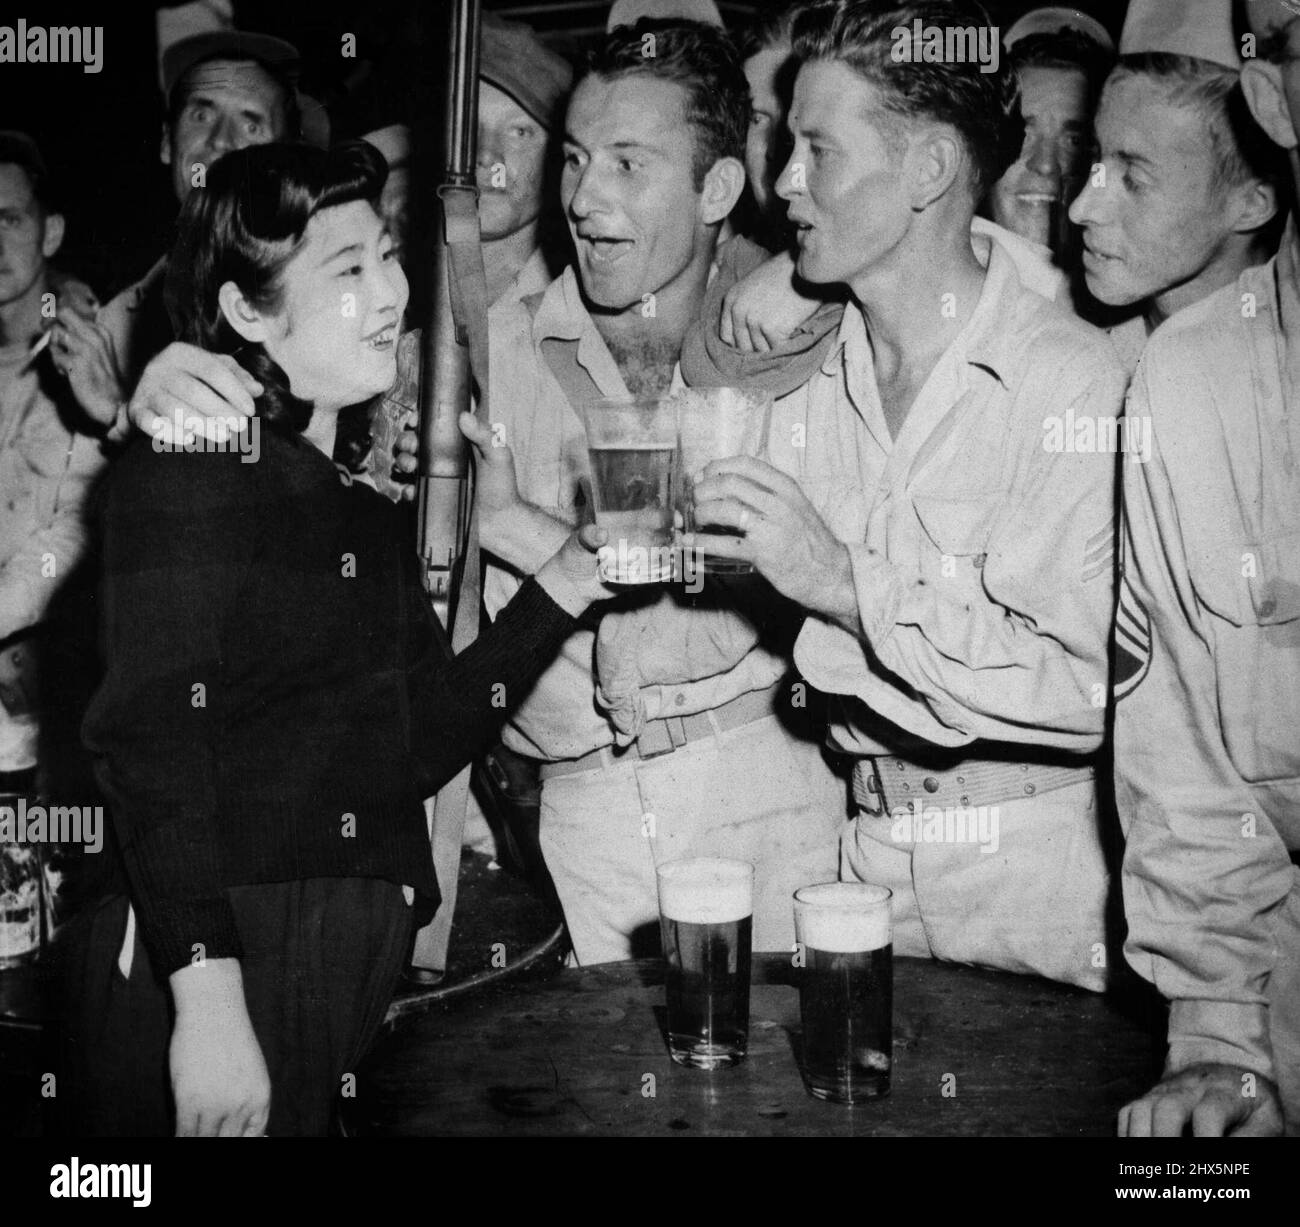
[417,228,471,623]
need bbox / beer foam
[794,883,891,952]
[657,858,753,924]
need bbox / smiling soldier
[53,30,306,442]
[468,18,847,965]
[986,6,1114,259]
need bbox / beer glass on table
[674,387,772,575]
[794,882,893,1103]
[579,396,678,584]
[656,857,753,1069]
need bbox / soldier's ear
[908,127,963,212]
[160,120,173,166]
[1241,60,1298,151]
[699,157,745,226]
[1229,175,1278,237]
[41,212,65,260]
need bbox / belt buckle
[635,716,688,761]
[857,759,887,816]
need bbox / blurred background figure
[606,0,724,28]
[340,12,573,301]
[476,13,575,306]
[360,122,412,270]
[986,6,1115,263]
[0,133,105,794]
[56,26,306,442]
[738,3,800,251]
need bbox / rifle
[418,0,484,623]
[409,0,489,976]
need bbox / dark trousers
[59,877,413,1136]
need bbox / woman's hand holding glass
[457,411,615,614]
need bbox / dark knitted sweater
[82,427,575,977]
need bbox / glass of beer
[656,857,754,1069]
[674,387,772,575]
[794,882,893,1103]
[580,396,679,584]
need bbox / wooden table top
[353,954,1167,1137]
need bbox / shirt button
[1024,783,1036,796]
[1259,597,1277,618]
[674,693,686,706]
[973,553,987,568]
[923,776,940,793]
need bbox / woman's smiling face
[257,199,408,412]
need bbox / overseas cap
[1120,0,1242,69]
[606,0,725,29]
[1004,6,1115,53]
[480,14,574,131]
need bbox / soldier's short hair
[1009,26,1114,112]
[0,130,58,216]
[1107,52,1281,194]
[580,17,750,190]
[789,0,1023,203]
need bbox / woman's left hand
[536,524,617,616]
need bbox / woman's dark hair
[165,140,388,468]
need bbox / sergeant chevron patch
[1082,523,1115,584]
[1114,575,1152,701]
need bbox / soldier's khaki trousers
[539,714,847,965]
[842,778,1116,992]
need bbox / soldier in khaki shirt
[692,0,1127,990]
[465,20,846,964]
[1113,0,1300,1139]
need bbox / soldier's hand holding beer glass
[674,387,772,575]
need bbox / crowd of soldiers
[1,0,1296,1137]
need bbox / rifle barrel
[417,0,482,614]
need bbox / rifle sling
[410,185,492,973]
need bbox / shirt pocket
[14,414,73,479]
[911,492,1002,583]
[4,422,70,534]
[1189,534,1300,784]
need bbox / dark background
[0,1,1125,303]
